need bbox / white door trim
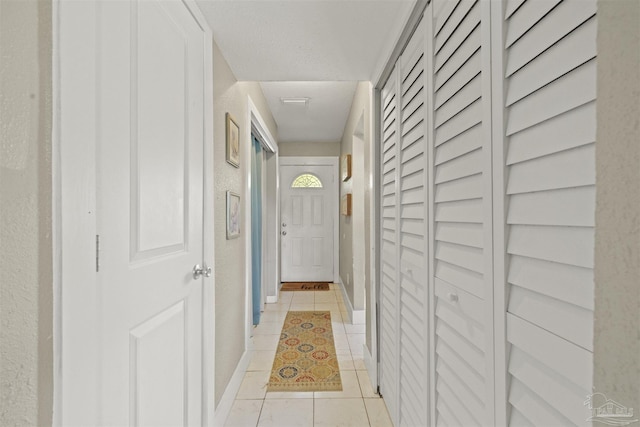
[52,1,215,424]
[365,83,378,388]
[244,96,279,347]
[279,156,340,284]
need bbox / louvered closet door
[379,67,399,424]
[397,19,429,427]
[501,0,597,425]
[378,19,430,427]
[429,0,494,425]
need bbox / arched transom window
[291,173,323,188]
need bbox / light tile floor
[224,284,394,427]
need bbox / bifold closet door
[397,19,429,427]
[378,67,399,424]
[428,0,495,426]
[500,0,597,425]
[378,18,429,427]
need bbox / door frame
[52,1,215,424]
[279,156,340,284]
[244,96,278,344]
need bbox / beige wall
[339,82,371,316]
[212,41,278,406]
[594,0,640,415]
[279,141,341,157]
[0,0,53,425]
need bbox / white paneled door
[59,1,211,425]
[280,161,336,282]
[98,2,206,425]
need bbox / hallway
[224,287,391,427]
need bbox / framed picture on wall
[341,193,352,216]
[341,154,352,181]
[226,191,241,239]
[226,113,240,168]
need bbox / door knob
[282,222,287,227]
[282,231,287,236]
[193,263,212,279]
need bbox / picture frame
[341,193,352,216]
[226,191,241,239]
[226,113,240,168]
[341,154,352,181]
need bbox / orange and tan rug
[267,311,342,392]
[280,282,331,291]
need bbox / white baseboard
[336,278,365,325]
[213,349,251,427]
[266,295,277,303]
[363,344,378,393]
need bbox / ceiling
[197,0,416,143]
[261,81,358,143]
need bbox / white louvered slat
[508,256,594,311]
[507,186,595,227]
[435,74,482,127]
[508,314,593,394]
[434,173,483,203]
[434,49,481,108]
[435,25,481,88]
[435,0,477,53]
[435,198,482,224]
[434,124,482,165]
[508,225,594,269]
[506,102,595,165]
[505,0,596,74]
[504,0,561,47]
[509,347,591,425]
[503,2,597,423]
[506,17,597,106]
[434,0,460,36]
[506,144,595,194]
[435,221,483,248]
[435,262,482,299]
[435,1,480,68]
[508,285,593,350]
[436,343,485,399]
[434,148,483,183]
[506,60,596,136]
[504,0,526,19]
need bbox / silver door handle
[193,263,212,279]
[282,222,287,227]
[282,231,287,236]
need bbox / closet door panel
[397,19,429,427]
[378,70,399,424]
[430,0,493,425]
[502,1,597,425]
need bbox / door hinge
[96,234,100,272]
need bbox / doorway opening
[279,157,339,285]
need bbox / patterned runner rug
[280,282,331,291]
[267,311,342,392]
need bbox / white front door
[280,163,336,282]
[60,1,210,425]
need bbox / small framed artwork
[341,154,352,182]
[341,193,352,216]
[226,113,240,168]
[226,191,241,239]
